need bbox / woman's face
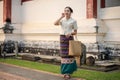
[64,8,71,17]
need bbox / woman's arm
[54,13,65,25]
[71,30,77,35]
[66,30,77,38]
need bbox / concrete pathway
[0,63,84,80]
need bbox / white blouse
[60,17,78,35]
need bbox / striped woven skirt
[60,35,77,74]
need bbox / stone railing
[1,40,120,57]
[85,42,120,60]
[86,43,120,54]
[18,40,60,56]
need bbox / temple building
[0,0,120,58]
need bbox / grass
[0,58,120,80]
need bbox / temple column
[3,0,12,22]
[86,0,97,18]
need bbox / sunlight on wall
[21,0,86,23]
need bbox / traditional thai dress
[60,17,78,74]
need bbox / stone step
[21,54,40,61]
[19,53,61,64]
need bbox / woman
[54,6,78,79]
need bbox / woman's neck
[66,16,71,20]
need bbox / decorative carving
[0,18,14,34]
[86,56,95,66]
[1,23,14,34]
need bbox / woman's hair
[65,6,73,13]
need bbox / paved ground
[0,63,84,80]
[0,71,30,80]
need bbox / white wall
[12,0,22,24]
[20,0,100,42]
[0,1,3,28]
[103,19,120,42]
[100,7,120,19]
[0,0,23,41]
[22,0,86,23]
[100,6,120,42]
[21,0,88,33]
[0,1,4,41]
[0,0,105,43]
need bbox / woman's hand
[54,13,65,25]
[66,33,71,38]
[61,13,65,18]
[66,30,77,38]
